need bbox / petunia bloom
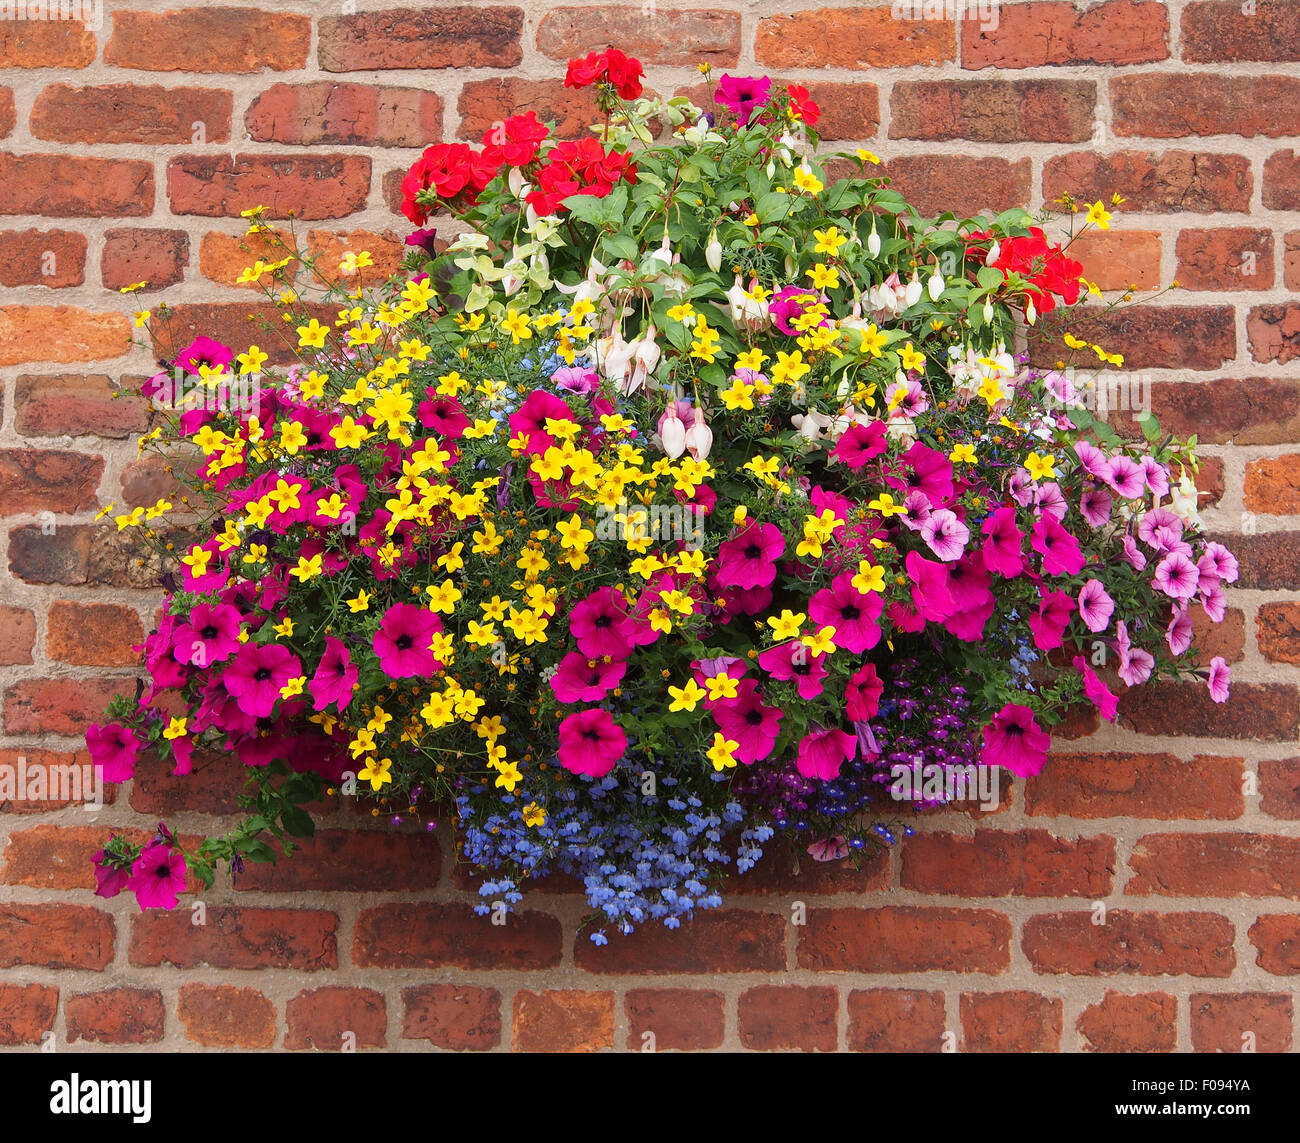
[795,727,856,780]
[557,708,627,777]
[980,703,1051,777]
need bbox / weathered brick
[168,154,371,220]
[235,829,440,892]
[319,7,523,71]
[1069,229,1161,291]
[1075,991,1177,1052]
[1127,834,1300,899]
[1248,303,1300,366]
[1183,1,1300,62]
[1190,992,1292,1052]
[0,608,35,666]
[46,600,142,666]
[1030,752,1245,820]
[177,984,275,1048]
[0,229,86,288]
[890,79,1095,143]
[0,20,95,68]
[574,910,785,974]
[305,229,407,284]
[901,829,1114,896]
[1175,228,1274,291]
[0,750,111,814]
[0,904,114,970]
[0,306,132,366]
[101,229,189,292]
[105,9,310,73]
[739,986,838,1051]
[130,906,338,970]
[8,523,93,585]
[285,987,386,1051]
[66,988,164,1045]
[961,991,1062,1052]
[963,0,1169,69]
[0,447,102,515]
[625,988,725,1052]
[31,83,231,144]
[799,907,1011,973]
[13,374,147,438]
[540,7,739,67]
[196,227,294,288]
[354,902,561,970]
[0,984,58,1045]
[846,988,945,1052]
[1285,231,1300,291]
[246,82,442,147]
[0,153,153,217]
[1119,681,1298,741]
[757,6,954,68]
[882,155,1031,216]
[1023,910,1235,976]
[1113,74,1300,139]
[1250,914,1300,974]
[459,78,599,142]
[1209,531,1300,590]
[402,984,501,1050]
[1040,304,1236,371]
[1264,150,1300,210]
[1043,150,1251,213]
[511,990,614,1052]
[149,302,336,366]
[1259,757,1300,820]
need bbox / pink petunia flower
[373,603,443,679]
[86,722,142,784]
[309,636,358,711]
[712,680,783,764]
[172,602,242,667]
[129,841,187,910]
[808,572,883,654]
[1029,589,1076,651]
[1104,455,1146,499]
[568,586,637,660]
[757,640,828,700]
[905,550,957,621]
[715,520,785,590]
[845,663,883,722]
[1207,656,1231,703]
[980,505,1024,577]
[795,727,857,780]
[557,708,627,777]
[831,420,887,468]
[1167,606,1194,656]
[1030,515,1085,576]
[1079,484,1113,528]
[92,848,131,899]
[920,508,969,562]
[1152,551,1200,600]
[1072,655,1119,721]
[1077,579,1115,634]
[550,652,627,704]
[980,703,1051,777]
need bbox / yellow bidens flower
[707,732,739,772]
[357,756,393,791]
[792,166,824,195]
[1024,452,1057,482]
[522,802,547,827]
[1086,200,1112,230]
[668,678,707,712]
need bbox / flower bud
[684,405,713,460]
[982,299,994,322]
[984,240,1000,267]
[866,226,881,258]
[927,270,944,301]
[658,404,687,459]
[705,229,722,273]
[904,271,923,308]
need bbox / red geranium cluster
[787,82,821,126]
[969,226,1083,315]
[564,47,644,99]
[526,136,639,217]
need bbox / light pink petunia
[1077,579,1115,634]
[1153,551,1200,600]
[920,508,969,562]
[1167,606,1194,656]
[1207,656,1231,703]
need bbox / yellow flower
[425,579,462,614]
[705,675,739,701]
[766,610,805,641]
[792,166,824,195]
[273,616,295,638]
[851,560,886,595]
[522,802,546,827]
[279,675,306,700]
[867,492,903,518]
[706,732,739,772]
[806,262,840,290]
[949,443,976,464]
[236,346,268,375]
[813,226,847,256]
[289,554,323,582]
[720,378,756,411]
[856,148,881,165]
[858,324,888,357]
[1086,200,1112,230]
[500,309,533,344]
[494,760,522,792]
[668,678,707,712]
[898,342,926,372]
[357,756,393,791]
[279,420,308,455]
[1063,332,1088,350]
[162,717,187,740]
[346,589,370,613]
[1025,452,1057,481]
[296,318,328,348]
[802,625,837,656]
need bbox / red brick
[961,991,1062,1052]
[101,228,189,292]
[66,988,164,1045]
[1246,457,1300,515]
[14,374,147,438]
[1286,231,1300,291]
[1111,378,1300,446]
[1030,752,1245,820]
[0,229,86,287]
[1191,992,1292,1052]
[845,989,945,1052]
[130,906,338,970]
[246,82,442,147]
[0,608,35,665]
[0,904,114,970]
[31,83,231,145]
[354,902,561,970]
[890,79,1095,143]
[197,226,295,288]
[1113,74,1300,139]
[798,907,1011,973]
[459,77,600,142]
[118,454,186,508]
[382,168,406,216]
[0,86,10,137]
[1264,150,1300,210]
[8,523,94,585]
[540,6,739,67]
[285,987,385,1051]
[1250,914,1300,974]
[235,829,440,892]
[738,843,889,894]
[738,985,837,1051]
[1127,833,1300,899]
[1069,229,1161,292]
[1023,910,1235,976]
[305,229,407,284]
[46,600,142,666]
[401,984,501,1050]
[625,988,724,1051]
[1,825,198,891]
[1248,303,1300,366]
[1120,681,1298,741]
[1175,228,1274,292]
[0,20,95,68]
[901,829,1114,897]
[149,301,336,366]
[511,989,614,1052]
[1036,305,1235,371]
[790,81,879,141]
[757,6,953,68]
[0,984,58,1046]
[130,747,246,817]
[4,676,126,738]
[1075,991,1177,1052]
[964,0,1168,69]
[0,305,132,366]
[1260,757,1300,819]
[0,153,153,216]
[574,910,785,974]
[1193,455,1226,511]
[1183,1,1300,62]
[882,155,1031,217]
[1209,531,1299,591]
[105,9,309,73]
[1044,150,1251,213]
[168,154,371,220]
[178,984,275,1048]
[319,7,523,71]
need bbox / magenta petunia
[831,420,887,469]
[757,640,828,700]
[508,389,575,455]
[1072,655,1119,721]
[845,662,883,722]
[1034,481,1067,522]
[715,520,785,590]
[1167,606,1194,656]
[885,442,954,507]
[795,726,857,781]
[557,708,627,777]
[712,680,782,764]
[980,505,1024,577]
[1030,514,1085,576]
[373,603,443,679]
[980,703,1051,777]
[92,848,130,899]
[808,572,883,654]
[1077,578,1115,633]
[714,73,772,127]
[223,642,303,718]
[417,393,470,438]
[568,586,636,660]
[1029,589,1076,651]
[86,722,142,784]
[1152,551,1200,600]
[1121,533,1147,571]
[309,635,358,711]
[550,652,627,704]
[904,550,956,622]
[1103,455,1146,499]
[172,602,242,667]
[129,841,187,910]
[1079,484,1113,528]
[1201,541,1238,584]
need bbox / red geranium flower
[564,48,644,99]
[786,83,820,126]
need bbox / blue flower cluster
[457,767,769,942]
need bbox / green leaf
[601,233,639,262]
[280,804,315,839]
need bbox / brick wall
[0,0,1297,1053]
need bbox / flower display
[89,54,1232,940]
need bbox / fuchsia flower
[905,550,956,621]
[845,663,883,722]
[1140,456,1170,498]
[1077,579,1115,633]
[417,393,469,438]
[129,841,187,910]
[980,506,1024,577]
[712,680,782,764]
[885,442,954,507]
[373,603,443,678]
[808,572,883,653]
[508,389,575,455]
[1034,481,1067,522]
[309,636,358,711]
[980,703,1051,777]
[796,727,856,780]
[1073,440,1111,481]
[1030,515,1085,576]
[552,365,600,396]
[172,602,242,667]
[86,723,142,783]
[557,708,627,777]
[716,520,785,590]
[757,641,828,699]
[1207,656,1231,703]
[550,652,627,703]
[1121,534,1147,571]
[1104,455,1146,499]
[92,848,131,899]
[223,643,303,717]
[1201,541,1239,583]
[1116,623,1154,687]
[569,587,636,660]
[1072,655,1119,721]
